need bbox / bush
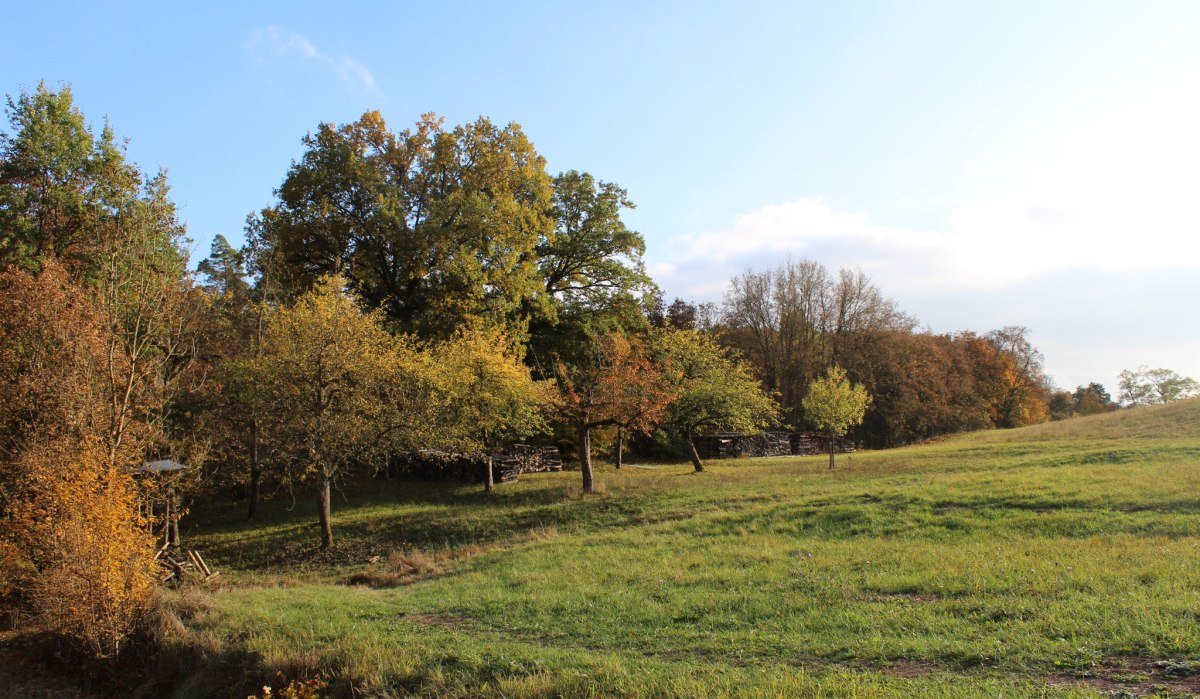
[6,440,155,658]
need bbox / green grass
[156,399,1200,697]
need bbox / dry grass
[345,526,560,588]
[964,397,1200,442]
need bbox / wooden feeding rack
[156,547,219,585]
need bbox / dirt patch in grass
[1049,656,1200,697]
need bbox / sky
[3,1,1198,392]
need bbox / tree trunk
[248,418,260,520]
[482,427,495,493]
[578,421,595,494]
[614,426,624,469]
[828,433,836,470]
[163,496,172,548]
[317,471,333,549]
[687,431,705,472]
[169,487,180,546]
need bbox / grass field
[85,400,1200,696]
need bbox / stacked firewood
[694,432,793,459]
[397,445,562,484]
[794,432,857,456]
[695,431,859,460]
[491,445,562,483]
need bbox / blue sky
[4,1,1198,391]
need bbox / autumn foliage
[7,440,154,658]
[556,332,679,492]
[0,262,156,657]
[1,86,169,659]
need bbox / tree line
[1,83,1194,658]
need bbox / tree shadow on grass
[187,474,689,574]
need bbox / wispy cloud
[245,25,381,96]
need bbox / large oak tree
[249,112,554,340]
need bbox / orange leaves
[557,331,679,433]
[5,439,154,658]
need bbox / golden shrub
[7,440,156,658]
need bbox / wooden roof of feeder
[143,459,187,473]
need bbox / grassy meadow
[103,400,1200,696]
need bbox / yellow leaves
[802,365,872,437]
[4,438,154,658]
[435,324,555,455]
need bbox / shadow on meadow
[186,470,715,574]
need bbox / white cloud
[657,80,1200,293]
[246,25,382,96]
[649,82,1200,390]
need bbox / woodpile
[694,432,792,459]
[491,445,562,483]
[794,433,857,456]
[396,445,562,485]
[157,547,218,586]
[694,431,858,460]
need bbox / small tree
[557,332,677,493]
[437,325,556,492]
[0,261,155,658]
[651,329,779,472]
[8,440,154,658]
[246,276,438,548]
[802,366,872,470]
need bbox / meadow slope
[133,400,1200,696]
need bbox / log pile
[492,444,562,483]
[694,432,792,459]
[794,433,857,456]
[694,431,858,460]
[157,547,218,586]
[397,445,562,484]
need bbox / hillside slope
[964,396,1200,442]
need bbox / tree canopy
[1119,366,1200,406]
[244,275,440,548]
[650,328,779,472]
[556,331,678,493]
[249,111,555,339]
[436,325,556,491]
[801,365,872,469]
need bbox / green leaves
[252,112,554,340]
[801,365,872,438]
[651,328,779,435]
[0,83,174,280]
[541,170,651,314]
[247,276,437,481]
[1118,366,1200,406]
[435,324,556,459]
